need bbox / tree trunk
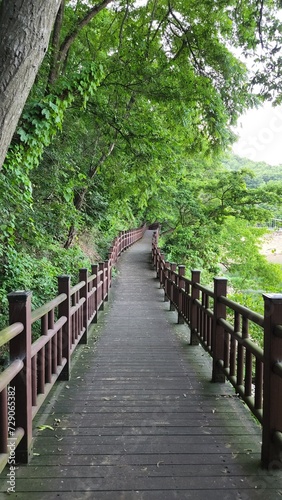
[64,224,76,250]
[0,0,62,170]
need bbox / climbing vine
[0,62,104,247]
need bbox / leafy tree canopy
[1,0,282,329]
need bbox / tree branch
[257,0,264,48]
[47,0,65,87]
[57,0,113,77]
[118,0,130,52]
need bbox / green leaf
[37,425,54,431]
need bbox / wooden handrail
[31,294,67,323]
[0,223,146,472]
[219,295,264,327]
[0,323,24,348]
[152,234,282,468]
[0,360,24,392]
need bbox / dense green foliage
[1,0,282,342]
[156,160,282,284]
[155,155,282,347]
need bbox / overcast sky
[232,102,282,166]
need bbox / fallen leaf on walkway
[157,461,164,467]
[37,425,54,431]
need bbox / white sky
[232,102,282,166]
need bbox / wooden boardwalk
[1,230,282,499]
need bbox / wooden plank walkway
[1,230,282,499]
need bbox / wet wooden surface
[1,231,282,499]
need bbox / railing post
[79,268,88,344]
[108,257,112,288]
[152,233,158,266]
[169,263,177,311]
[151,239,155,264]
[164,261,170,302]
[155,250,158,276]
[190,270,201,345]
[99,262,105,310]
[153,230,159,247]
[48,309,56,375]
[120,231,124,253]
[261,293,282,468]
[92,264,99,322]
[108,249,113,285]
[155,249,160,278]
[121,231,124,252]
[212,278,227,383]
[178,265,185,324]
[8,291,33,463]
[104,260,109,301]
[112,238,117,265]
[159,253,165,288]
[58,276,71,380]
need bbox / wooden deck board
[1,230,282,499]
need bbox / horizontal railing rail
[152,230,282,469]
[0,324,24,349]
[0,223,146,472]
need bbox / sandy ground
[260,230,282,264]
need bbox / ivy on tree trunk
[0,0,61,170]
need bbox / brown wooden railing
[0,224,146,472]
[152,231,282,469]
